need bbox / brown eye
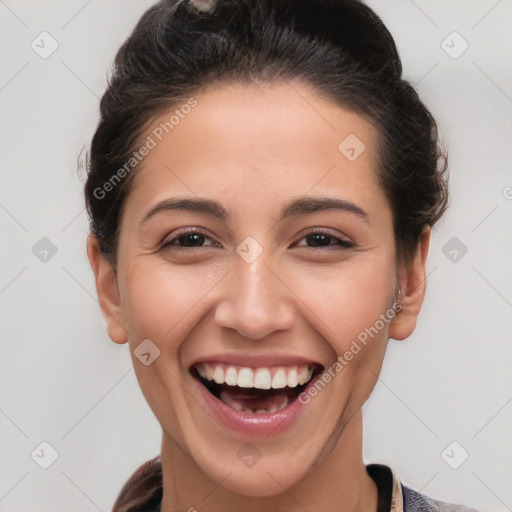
[161,229,219,249]
[307,233,332,247]
[295,231,354,250]
[179,233,206,247]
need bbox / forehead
[124,81,386,219]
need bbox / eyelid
[301,227,352,241]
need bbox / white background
[0,0,511,510]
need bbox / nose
[214,251,296,340]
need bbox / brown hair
[112,456,162,511]
[84,0,448,270]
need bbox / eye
[160,228,354,251]
[294,230,354,250]
[161,229,220,249]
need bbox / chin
[215,464,306,497]
[192,443,317,498]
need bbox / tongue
[219,386,295,413]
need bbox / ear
[86,234,129,344]
[388,224,431,341]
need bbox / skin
[87,80,430,512]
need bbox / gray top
[403,486,481,512]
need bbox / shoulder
[366,463,481,512]
[402,485,482,512]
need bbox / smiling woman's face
[89,80,427,497]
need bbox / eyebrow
[141,195,370,226]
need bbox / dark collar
[366,463,394,512]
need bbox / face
[89,81,427,497]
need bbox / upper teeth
[195,363,314,390]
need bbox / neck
[160,410,378,512]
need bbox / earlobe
[388,225,431,341]
[86,234,129,344]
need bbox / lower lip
[193,376,313,437]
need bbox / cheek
[121,259,223,342]
[294,254,396,354]
[120,245,395,356]
[119,261,212,435]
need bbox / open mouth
[190,362,324,414]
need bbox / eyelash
[161,228,354,251]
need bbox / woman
[84,0,479,510]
